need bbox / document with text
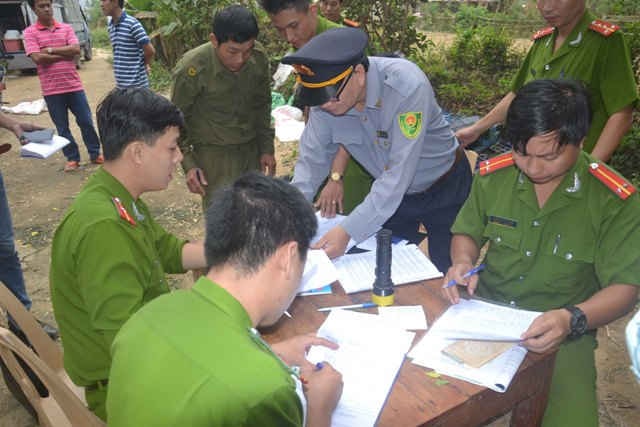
[307,310,415,427]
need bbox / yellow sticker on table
[398,112,422,139]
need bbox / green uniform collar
[92,167,137,204]
[192,276,253,329]
[548,10,593,58]
[516,151,589,214]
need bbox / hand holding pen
[441,263,485,304]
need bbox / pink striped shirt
[23,20,83,96]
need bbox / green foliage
[91,27,111,49]
[611,118,640,188]
[454,4,490,30]
[450,26,516,76]
[343,0,430,57]
[149,61,173,93]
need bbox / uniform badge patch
[187,67,197,77]
[398,112,422,139]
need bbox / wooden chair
[0,283,84,402]
[0,327,105,426]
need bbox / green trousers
[339,157,373,214]
[542,335,598,427]
[192,143,260,211]
[86,386,107,421]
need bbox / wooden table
[261,279,557,427]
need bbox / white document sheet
[377,305,428,330]
[312,213,378,253]
[298,249,339,294]
[428,298,541,341]
[407,298,540,393]
[333,244,443,294]
[20,135,70,159]
[307,310,415,427]
[409,331,527,393]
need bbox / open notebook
[20,135,70,159]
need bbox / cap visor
[293,82,341,107]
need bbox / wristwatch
[47,47,53,54]
[330,171,343,182]
[564,305,587,340]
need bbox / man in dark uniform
[262,0,373,217]
[284,28,471,272]
[444,79,640,427]
[456,0,638,162]
[171,5,276,209]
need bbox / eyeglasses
[329,68,353,102]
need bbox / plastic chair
[0,327,105,427]
[0,283,84,402]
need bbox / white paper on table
[312,212,378,254]
[297,249,338,294]
[377,305,428,330]
[428,298,541,341]
[307,310,415,427]
[409,330,526,393]
[333,244,443,294]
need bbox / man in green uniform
[456,0,638,162]
[443,79,640,427]
[261,0,372,217]
[107,172,343,426]
[171,5,276,209]
[49,88,206,421]
[318,0,360,28]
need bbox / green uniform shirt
[171,41,274,173]
[49,168,186,400]
[511,11,639,153]
[452,151,640,311]
[107,277,304,426]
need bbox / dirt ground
[0,45,638,427]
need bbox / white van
[0,0,91,71]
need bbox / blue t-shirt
[108,11,151,88]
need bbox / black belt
[416,147,465,194]
[85,379,108,392]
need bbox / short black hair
[205,172,317,275]
[96,88,184,161]
[503,79,591,155]
[27,0,48,9]
[212,5,259,44]
[260,0,310,15]
[118,0,124,9]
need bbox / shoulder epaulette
[588,162,636,200]
[532,27,554,40]
[478,152,515,176]
[112,197,136,226]
[589,20,619,37]
[343,18,360,28]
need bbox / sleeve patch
[398,112,422,139]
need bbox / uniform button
[532,220,540,227]
[525,250,533,257]
[519,275,525,281]
[565,252,573,260]
[362,116,367,122]
[509,300,516,306]
[544,64,551,71]
[384,165,389,171]
[495,236,502,243]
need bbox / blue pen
[317,302,377,312]
[442,264,486,289]
[315,362,324,370]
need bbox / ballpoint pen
[317,302,377,312]
[442,264,486,289]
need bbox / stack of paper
[297,249,338,295]
[408,298,541,393]
[333,244,443,294]
[20,135,70,159]
[307,310,415,427]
